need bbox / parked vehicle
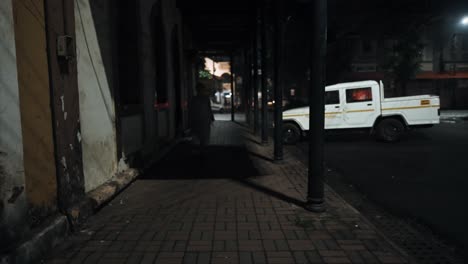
[282,80,440,144]
[210,100,225,113]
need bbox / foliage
[381,31,425,95]
[196,55,213,80]
[198,69,212,79]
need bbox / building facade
[331,21,468,109]
[1,0,198,261]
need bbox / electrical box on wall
[57,35,74,60]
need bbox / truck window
[346,88,372,103]
[325,91,339,105]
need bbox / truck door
[343,86,378,127]
[324,90,343,129]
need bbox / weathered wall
[164,0,185,138]
[121,115,144,156]
[138,0,186,159]
[75,0,118,192]
[139,0,159,157]
[12,0,58,223]
[0,0,28,250]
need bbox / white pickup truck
[282,80,440,143]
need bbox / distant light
[462,16,468,26]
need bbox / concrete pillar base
[305,198,326,213]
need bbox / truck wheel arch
[373,115,408,131]
[283,119,306,131]
[282,121,303,144]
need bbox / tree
[382,31,424,96]
[198,69,212,79]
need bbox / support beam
[44,0,86,220]
[253,25,259,134]
[230,53,235,122]
[244,49,250,125]
[273,0,284,161]
[306,0,327,213]
[260,3,269,144]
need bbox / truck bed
[381,95,440,126]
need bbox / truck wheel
[283,123,301,145]
[376,118,405,142]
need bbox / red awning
[416,72,468,80]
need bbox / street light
[461,16,468,26]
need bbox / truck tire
[283,123,301,145]
[376,118,405,142]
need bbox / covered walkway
[45,121,409,264]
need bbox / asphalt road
[296,120,468,252]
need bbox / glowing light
[461,16,468,26]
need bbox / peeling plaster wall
[75,0,118,192]
[0,0,28,250]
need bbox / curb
[243,130,414,263]
[87,168,139,210]
[0,215,69,264]
[325,185,418,263]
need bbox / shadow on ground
[141,142,260,180]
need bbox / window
[346,88,372,103]
[325,91,339,105]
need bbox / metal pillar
[230,53,235,122]
[253,20,260,135]
[273,0,284,161]
[306,0,327,212]
[244,50,251,125]
[260,3,269,144]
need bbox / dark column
[253,21,260,134]
[230,53,235,121]
[306,0,327,212]
[273,0,284,161]
[44,0,86,223]
[244,50,251,125]
[260,2,270,144]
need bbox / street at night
[291,116,468,261]
[3,0,468,263]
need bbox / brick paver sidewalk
[46,121,410,264]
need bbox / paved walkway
[45,122,410,264]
